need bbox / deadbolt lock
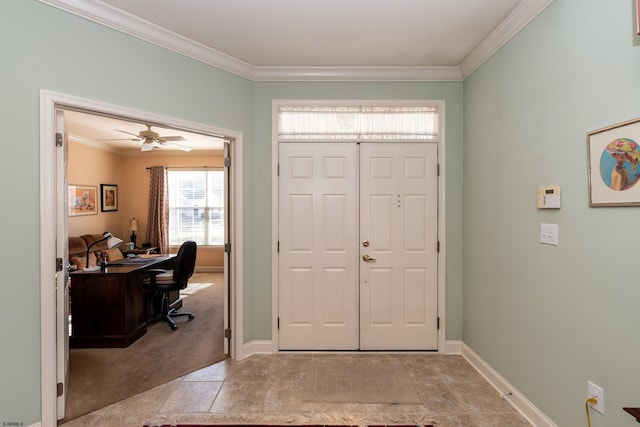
[362,240,369,247]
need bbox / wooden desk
[69,255,175,348]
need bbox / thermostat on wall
[537,186,561,209]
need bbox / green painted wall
[463,0,640,425]
[251,83,464,341]
[2,1,255,424]
[1,1,463,424]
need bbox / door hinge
[224,156,231,168]
[277,163,280,177]
[437,317,440,330]
[224,328,231,339]
[437,240,440,253]
[55,132,63,147]
[56,257,64,272]
[57,382,63,397]
[277,317,280,330]
[437,163,440,176]
[224,242,231,253]
[277,241,279,253]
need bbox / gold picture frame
[68,185,98,216]
[587,116,640,206]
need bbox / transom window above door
[277,104,439,142]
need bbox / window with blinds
[168,169,224,246]
[277,105,439,141]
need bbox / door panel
[56,109,69,418]
[360,143,438,350]
[278,143,359,350]
[278,142,437,350]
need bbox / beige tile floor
[60,353,532,427]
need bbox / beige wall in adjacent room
[68,141,126,238]
[120,153,225,269]
[68,140,225,269]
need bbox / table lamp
[86,231,123,268]
[129,218,139,247]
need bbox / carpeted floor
[62,273,226,423]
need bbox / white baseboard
[444,339,462,354]
[241,340,460,357]
[194,266,224,273]
[461,342,556,427]
[241,340,275,359]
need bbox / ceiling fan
[108,125,192,152]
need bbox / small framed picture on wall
[587,116,640,206]
[68,184,98,216]
[101,184,118,212]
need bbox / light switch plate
[540,223,558,245]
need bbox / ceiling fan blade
[115,129,142,139]
[158,136,187,142]
[160,140,192,152]
[100,137,140,141]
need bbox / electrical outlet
[587,381,604,414]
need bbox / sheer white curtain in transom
[277,105,439,141]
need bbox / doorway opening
[40,90,244,425]
[271,100,447,352]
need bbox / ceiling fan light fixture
[111,125,192,152]
[139,128,159,140]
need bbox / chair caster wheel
[171,324,177,331]
[188,314,195,320]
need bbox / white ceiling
[40,0,553,81]
[48,0,553,153]
[99,0,522,68]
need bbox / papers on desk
[107,258,152,265]
[107,254,168,266]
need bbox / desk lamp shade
[85,231,124,268]
[129,218,139,246]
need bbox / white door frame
[39,89,245,426]
[271,99,447,352]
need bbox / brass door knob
[362,254,376,262]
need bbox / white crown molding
[460,0,555,79]
[252,66,463,82]
[68,132,120,153]
[38,0,551,82]
[37,0,256,80]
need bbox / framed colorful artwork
[101,184,118,212]
[68,185,98,216]
[587,116,640,206]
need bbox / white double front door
[278,142,438,350]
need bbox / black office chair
[145,240,197,330]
